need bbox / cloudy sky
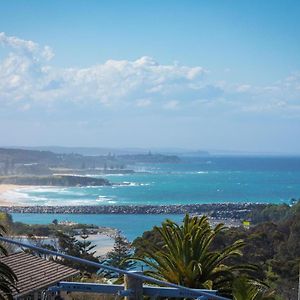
[0,0,299,153]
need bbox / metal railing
[0,236,231,300]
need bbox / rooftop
[0,251,80,297]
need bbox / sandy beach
[76,234,115,256]
[0,184,33,206]
[9,234,114,256]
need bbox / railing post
[124,271,143,300]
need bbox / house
[1,252,80,300]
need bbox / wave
[17,187,59,193]
[52,173,100,178]
[20,187,89,199]
[43,199,105,206]
[2,186,117,206]
[96,195,115,203]
[102,174,126,177]
[116,182,151,187]
[2,190,30,203]
[160,171,210,175]
[2,189,49,205]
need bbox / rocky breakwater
[0,203,267,220]
[0,175,111,187]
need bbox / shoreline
[0,184,279,221]
[0,184,38,206]
[9,233,114,256]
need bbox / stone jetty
[0,203,266,220]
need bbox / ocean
[9,156,300,240]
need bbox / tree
[56,231,78,255]
[0,213,15,254]
[55,231,99,274]
[232,277,275,300]
[0,224,18,300]
[76,230,99,274]
[77,230,97,256]
[100,232,135,278]
[132,214,254,296]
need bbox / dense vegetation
[0,214,99,237]
[1,201,299,299]
[133,201,300,299]
[0,225,18,300]
[132,215,274,298]
[99,232,136,278]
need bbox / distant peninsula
[0,175,111,187]
[0,148,181,176]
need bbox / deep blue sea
[8,156,300,205]
[8,156,300,240]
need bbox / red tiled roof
[0,252,80,296]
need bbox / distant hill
[0,148,180,176]
[0,148,60,164]
[118,153,180,163]
[6,146,210,157]
[6,146,151,156]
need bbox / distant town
[0,147,181,177]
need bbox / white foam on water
[103,174,126,177]
[2,189,31,204]
[117,182,150,187]
[52,173,100,178]
[2,188,50,205]
[20,187,60,193]
[1,186,114,206]
[55,189,86,196]
[43,199,99,206]
[96,195,113,203]
[157,170,210,175]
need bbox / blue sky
[0,0,300,153]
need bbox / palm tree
[132,214,254,295]
[232,277,275,300]
[0,224,18,300]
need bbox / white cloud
[42,45,55,61]
[163,100,179,110]
[0,33,206,108]
[136,99,152,107]
[0,32,299,118]
[0,32,38,52]
[0,32,54,61]
[235,84,251,92]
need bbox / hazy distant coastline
[1,147,299,208]
[0,175,111,187]
[0,147,181,178]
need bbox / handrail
[0,236,230,300]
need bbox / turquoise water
[11,213,183,241]
[8,156,300,206]
[7,156,300,240]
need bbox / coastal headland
[0,175,111,186]
[0,175,112,205]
